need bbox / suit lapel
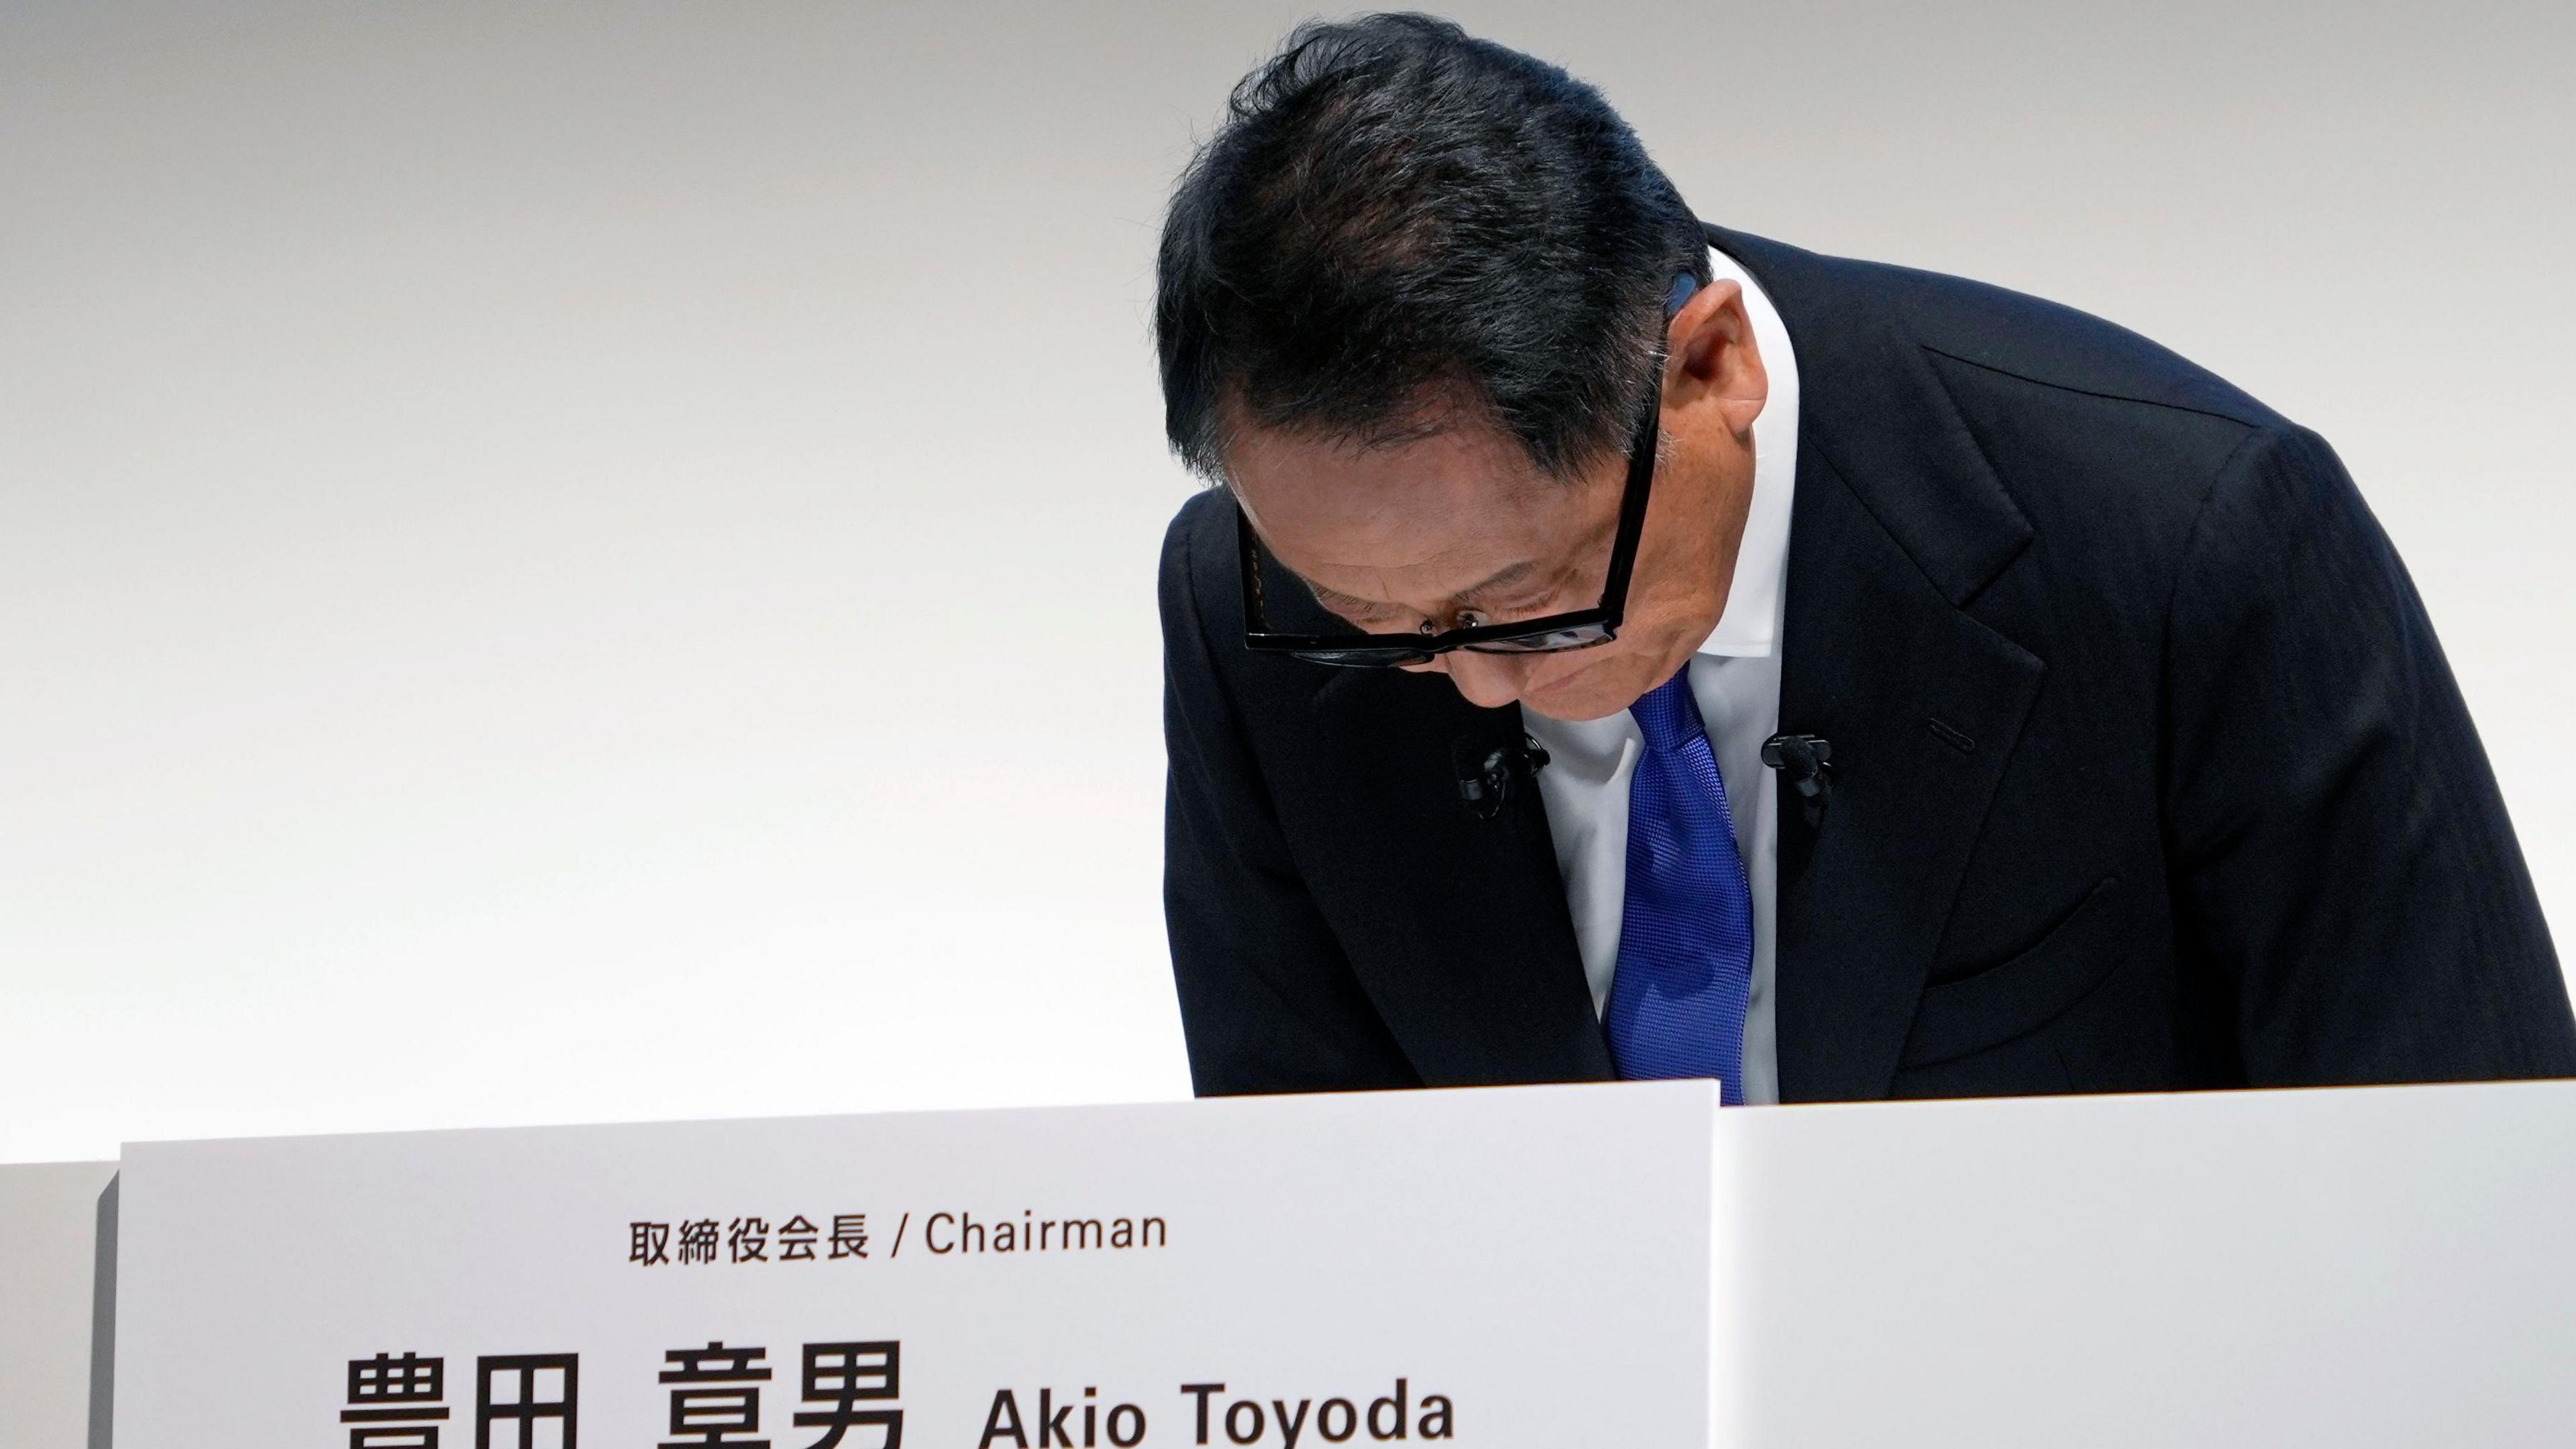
[1303,667,1615,1086]
[1770,447,2043,1099]
[1712,225,2049,1102]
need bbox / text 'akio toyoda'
[977,1379,1455,1447]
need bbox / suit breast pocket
[1900,876,2125,1068]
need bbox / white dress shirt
[1521,243,1800,1104]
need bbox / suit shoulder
[1741,234,2349,609]
[1839,255,2302,535]
[1159,486,1235,619]
[1718,228,2289,514]
[1720,227,2277,427]
[1856,256,2282,432]
[1162,484,1230,561]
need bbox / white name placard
[111,1082,1718,1448]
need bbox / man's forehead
[1226,419,1561,531]
[1232,470,1607,629]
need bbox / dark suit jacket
[1158,223,2576,1101]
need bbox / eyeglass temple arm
[1595,272,1702,627]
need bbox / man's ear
[1665,278,1767,439]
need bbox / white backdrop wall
[3,1,2569,1162]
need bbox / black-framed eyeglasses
[1238,274,1696,668]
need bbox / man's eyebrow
[1303,559,1546,617]
[1305,579,1396,615]
[1452,559,1542,602]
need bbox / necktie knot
[1629,667,1705,755]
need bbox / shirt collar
[1690,241,1801,659]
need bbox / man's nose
[1436,649,1535,709]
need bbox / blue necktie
[1604,664,1756,1104]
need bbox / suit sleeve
[1159,493,1419,1095]
[2162,425,2576,1084]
